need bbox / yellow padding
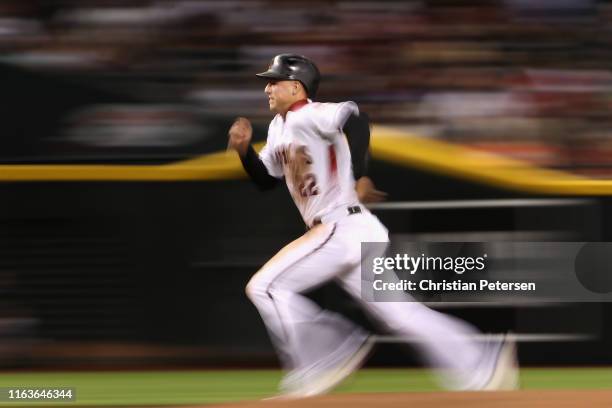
[0,143,265,182]
[1,127,612,196]
[371,125,612,195]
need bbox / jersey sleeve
[258,141,284,179]
[318,101,359,140]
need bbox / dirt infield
[194,390,612,408]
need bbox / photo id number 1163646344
[1,388,75,402]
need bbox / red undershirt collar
[288,99,309,112]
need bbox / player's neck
[280,98,309,118]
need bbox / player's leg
[336,212,503,390]
[342,270,496,389]
[245,223,368,393]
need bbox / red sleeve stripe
[329,145,337,179]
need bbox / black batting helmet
[256,54,321,99]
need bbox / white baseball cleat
[482,333,519,391]
[299,336,375,397]
[272,336,375,399]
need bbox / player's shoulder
[265,114,284,141]
[309,101,358,109]
[308,101,359,116]
[268,114,283,128]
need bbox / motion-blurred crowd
[2,0,612,174]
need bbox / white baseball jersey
[248,103,500,395]
[259,100,360,226]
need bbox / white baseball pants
[246,209,496,390]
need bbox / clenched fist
[227,117,253,157]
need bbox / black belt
[311,205,362,227]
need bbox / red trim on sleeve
[329,145,337,179]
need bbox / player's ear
[294,81,306,97]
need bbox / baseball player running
[227,54,517,398]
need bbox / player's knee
[245,271,267,302]
[244,278,259,301]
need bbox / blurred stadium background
[0,0,611,405]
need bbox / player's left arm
[342,113,370,180]
[342,112,387,203]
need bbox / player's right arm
[228,117,280,191]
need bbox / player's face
[264,80,298,114]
